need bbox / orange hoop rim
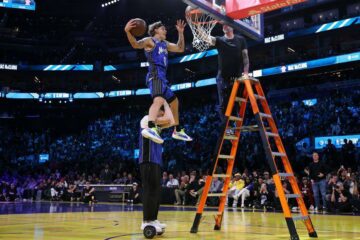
[186,9,218,25]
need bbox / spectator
[174,175,189,205]
[226,173,245,208]
[258,183,274,209]
[100,164,113,184]
[127,182,140,204]
[126,173,135,185]
[330,182,352,213]
[166,174,179,188]
[235,177,253,208]
[83,182,96,206]
[305,152,328,212]
[161,172,169,188]
[299,176,314,209]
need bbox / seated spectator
[7,183,17,202]
[126,173,135,185]
[83,182,96,206]
[67,184,79,201]
[234,177,254,208]
[299,176,314,210]
[186,172,201,205]
[50,182,60,201]
[207,177,223,206]
[226,173,245,208]
[330,182,352,213]
[127,182,140,204]
[258,183,274,209]
[175,175,189,205]
[0,182,6,201]
[113,173,123,184]
[263,171,275,192]
[166,174,179,188]
[189,175,206,205]
[161,172,169,188]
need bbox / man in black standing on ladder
[206,24,250,128]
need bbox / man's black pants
[140,162,161,221]
[216,76,235,124]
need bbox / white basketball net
[185,9,217,52]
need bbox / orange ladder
[190,77,317,240]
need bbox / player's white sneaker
[172,129,193,141]
[141,127,164,144]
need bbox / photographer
[330,182,352,213]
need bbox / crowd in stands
[0,86,359,214]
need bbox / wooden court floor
[0,202,359,240]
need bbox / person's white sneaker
[154,220,167,229]
[141,221,163,232]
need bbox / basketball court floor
[0,202,359,239]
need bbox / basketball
[130,18,147,37]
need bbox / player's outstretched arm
[124,19,153,50]
[194,25,216,46]
[167,20,186,53]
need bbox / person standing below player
[201,24,249,124]
[125,19,192,144]
[138,103,174,231]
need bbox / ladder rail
[214,87,248,229]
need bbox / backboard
[182,0,308,40]
[183,0,264,40]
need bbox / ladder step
[292,215,309,221]
[208,193,226,197]
[286,194,301,199]
[240,125,259,131]
[272,152,286,157]
[259,112,272,119]
[238,76,259,84]
[212,174,230,178]
[229,116,243,122]
[265,132,279,137]
[278,173,294,177]
[235,97,246,103]
[254,94,266,101]
[224,135,237,140]
[218,155,234,159]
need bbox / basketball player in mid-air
[125,19,192,144]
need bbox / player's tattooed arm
[242,49,249,75]
[124,20,154,49]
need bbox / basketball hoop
[185,6,218,52]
